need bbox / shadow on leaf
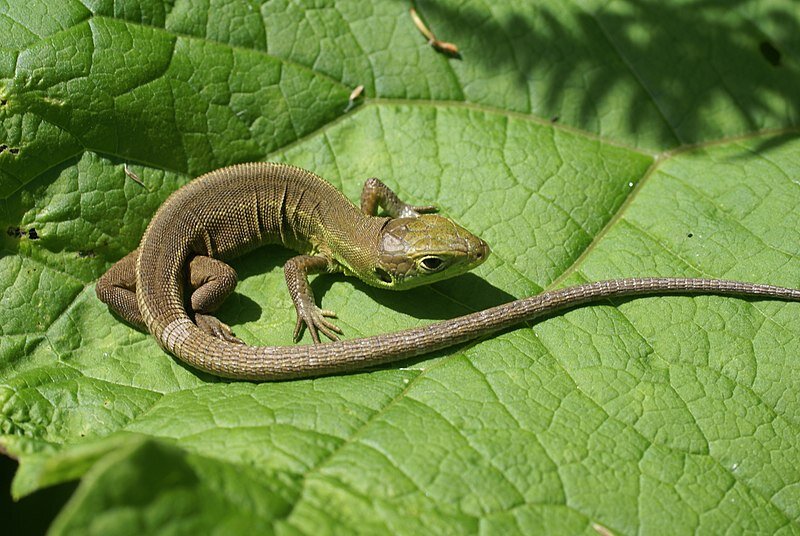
[411,0,799,148]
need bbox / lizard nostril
[475,241,490,261]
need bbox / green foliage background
[1,0,799,533]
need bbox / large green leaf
[1,0,799,533]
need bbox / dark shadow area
[306,266,517,322]
[750,129,800,154]
[214,292,262,325]
[214,245,294,328]
[225,244,294,282]
[221,245,516,323]
[410,0,800,148]
[1,453,75,535]
[351,272,517,320]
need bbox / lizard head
[368,214,490,290]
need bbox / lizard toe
[195,313,244,344]
[293,306,343,344]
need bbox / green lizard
[96,162,800,380]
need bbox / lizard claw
[293,305,343,343]
[195,313,245,344]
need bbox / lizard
[96,162,800,380]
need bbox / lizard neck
[315,206,388,278]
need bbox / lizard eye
[419,256,445,272]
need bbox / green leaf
[1,0,799,533]
[46,436,301,535]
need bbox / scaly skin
[97,163,800,380]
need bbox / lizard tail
[160,277,800,381]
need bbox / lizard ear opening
[419,256,444,272]
[374,267,393,284]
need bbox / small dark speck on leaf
[28,228,39,240]
[687,233,693,238]
[0,99,6,106]
[550,115,560,123]
[9,147,19,154]
[759,41,781,66]
[7,226,22,238]
[0,144,7,153]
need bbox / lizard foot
[195,313,244,344]
[293,306,343,344]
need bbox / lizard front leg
[360,177,438,217]
[284,254,342,343]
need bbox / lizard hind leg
[96,249,146,329]
[188,255,244,344]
